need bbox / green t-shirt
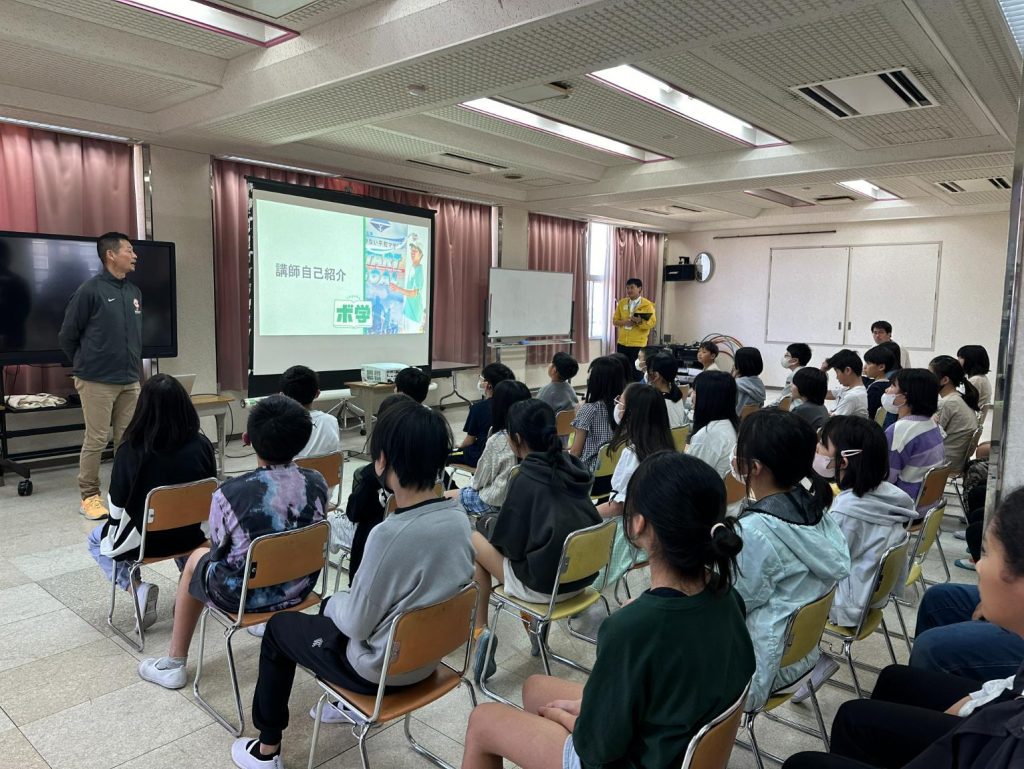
[574,585,755,769]
[403,263,424,323]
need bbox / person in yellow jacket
[612,278,656,379]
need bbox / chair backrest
[739,404,759,422]
[243,519,330,590]
[911,501,947,564]
[680,681,751,769]
[724,472,746,506]
[593,442,623,479]
[386,582,478,676]
[777,394,792,413]
[144,477,218,534]
[962,425,984,470]
[295,452,343,488]
[672,425,691,451]
[779,586,836,668]
[555,409,575,439]
[874,407,886,426]
[978,404,992,426]
[844,536,911,638]
[558,518,617,586]
[914,464,952,511]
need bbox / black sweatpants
[252,609,378,745]
[782,665,976,769]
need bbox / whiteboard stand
[487,338,575,364]
[483,293,575,365]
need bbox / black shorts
[187,552,237,613]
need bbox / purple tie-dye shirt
[205,463,328,612]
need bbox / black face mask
[375,463,393,495]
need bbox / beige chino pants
[74,377,140,499]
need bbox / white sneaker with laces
[247,622,267,638]
[791,655,840,704]
[138,657,187,689]
[231,738,284,768]
[134,582,159,632]
[309,700,357,724]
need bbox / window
[587,223,612,338]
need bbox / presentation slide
[250,185,433,381]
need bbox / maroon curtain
[606,226,664,351]
[0,124,137,395]
[212,160,491,390]
[527,213,589,365]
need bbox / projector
[360,363,410,384]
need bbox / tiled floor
[0,406,977,768]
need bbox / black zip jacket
[58,271,142,384]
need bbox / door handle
[848,322,852,330]
[837,322,841,330]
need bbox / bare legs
[461,675,584,769]
[168,547,209,658]
[472,531,505,629]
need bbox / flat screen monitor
[0,231,177,365]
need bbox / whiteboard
[488,268,574,338]
[846,243,940,350]
[766,247,849,346]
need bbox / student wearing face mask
[882,369,945,509]
[822,349,869,419]
[862,345,896,420]
[731,409,851,711]
[452,363,516,468]
[646,352,689,428]
[790,416,916,703]
[770,342,812,407]
[929,356,981,471]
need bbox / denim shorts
[563,735,582,769]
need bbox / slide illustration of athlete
[389,239,425,333]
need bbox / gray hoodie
[828,482,916,627]
[735,376,766,416]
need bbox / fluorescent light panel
[112,0,297,46]
[219,155,338,176]
[589,65,786,148]
[838,179,901,200]
[460,98,669,162]
[0,116,132,142]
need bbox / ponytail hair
[649,353,683,402]
[623,451,743,593]
[735,408,833,516]
[506,398,562,462]
[929,355,980,412]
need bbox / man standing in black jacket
[59,232,142,520]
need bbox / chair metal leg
[745,715,767,769]
[808,688,830,751]
[567,594,610,645]
[404,712,457,769]
[356,723,372,769]
[880,615,899,666]
[307,693,328,769]
[933,536,952,584]
[478,604,517,707]
[107,562,146,652]
[192,610,245,736]
[892,597,914,656]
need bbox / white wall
[662,213,1009,391]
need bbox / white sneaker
[231,738,284,768]
[138,657,187,690]
[791,655,840,703]
[134,582,159,632]
[247,623,267,638]
[309,700,357,724]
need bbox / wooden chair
[671,425,691,451]
[107,477,218,652]
[295,451,344,512]
[680,681,752,769]
[590,442,624,504]
[909,463,954,584]
[739,404,760,422]
[741,587,837,769]
[824,536,910,696]
[556,409,575,448]
[776,394,792,412]
[193,520,331,735]
[479,519,617,706]
[307,583,478,769]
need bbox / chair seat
[320,667,461,723]
[906,562,923,586]
[449,463,475,474]
[826,622,855,638]
[140,541,211,564]
[764,692,793,711]
[493,585,601,622]
[223,593,321,627]
[827,608,882,643]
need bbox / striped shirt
[885,416,946,509]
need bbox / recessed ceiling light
[218,155,338,176]
[112,0,297,46]
[837,179,901,201]
[407,84,428,96]
[588,65,786,148]
[460,98,669,162]
[0,116,132,142]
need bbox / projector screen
[248,180,435,395]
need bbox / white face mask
[477,379,487,394]
[614,403,625,424]
[729,448,746,485]
[781,354,793,369]
[634,359,644,372]
[881,392,902,414]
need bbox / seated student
[596,383,675,584]
[930,355,981,470]
[871,320,911,368]
[393,365,430,404]
[772,342,812,406]
[822,349,869,418]
[687,371,739,480]
[882,369,945,507]
[87,374,217,630]
[472,399,602,682]
[229,400,474,768]
[138,395,328,691]
[697,340,721,371]
[570,356,626,473]
[462,453,755,769]
[635,344,662,382]
[452,363,516,468]
[338,394,413,586]
[791,416,916,702]
[733,346,766,416]
[280,365,341,459]
[447,380,531,516]
[862,345,896,419]
[646,352,689,428]
[782,488,1024,769]
[957,344,992,408]
[790,367,830,432]
[910,582,1024,682]
[731,409,851,710]
[536,351,579,414]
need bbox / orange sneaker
[79,495,108,520]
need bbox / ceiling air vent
[669,204,702,213]
[792,68,936,119]
[814,195,857,205]
[407,153,509,175]
[638,208,672,216]
[406,159,473,175]
[935,177,1011,193]
[743,189,814,208]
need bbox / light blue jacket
[734,488,852,710]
